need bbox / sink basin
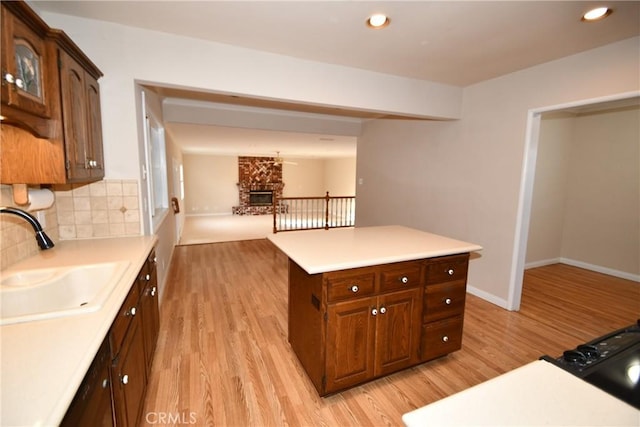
[0,261,130,325]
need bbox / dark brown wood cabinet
[60,337,114,427]
[0,1,104,185]
[290,259,424,395]
[420,253,469,361]
[63,248,160,427]
[109,248,159,427]
[140,250,160,377]
[288,254,470,396]
[0,2,57,136]
[112,309,147,427]
[58,47,104,181]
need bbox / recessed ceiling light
[582,7,612,21]
[366,13,390,29]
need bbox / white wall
[561,107,639,275]
[39,11,462,182]
[356,37,640,309]
[183,155,238,215]
[325,157,357,196]
[525,114,573,264]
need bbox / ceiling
[33,1,640,157]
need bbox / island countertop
[267,225,482,274]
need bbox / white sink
[0,261,130,325]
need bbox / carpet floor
[179,214,274,245]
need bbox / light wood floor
[141,240,639,427]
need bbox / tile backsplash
[0,180,141,270]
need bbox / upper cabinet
[0,1,105,185]
[0,2,57,138]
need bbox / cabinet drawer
[109,284,141,358]
[379,261,423,292]
[326,273,375,302]
[423,281,466,323]
[426,254,469,284]
[421,316,463,361]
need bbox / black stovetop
[541,321,640,410]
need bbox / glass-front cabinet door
[1,4,52,119]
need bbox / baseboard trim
[525,257,639,282]
[467,284,509,310]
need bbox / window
[142,92,169,231]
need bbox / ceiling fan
[273,151,297,166]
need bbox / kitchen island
[268,225,482,395]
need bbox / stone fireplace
[232,156,285,215]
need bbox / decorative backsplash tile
[0,180,141,270]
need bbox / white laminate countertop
[0,236,157,427]
[267,225,482,274]
[402,360,640,426]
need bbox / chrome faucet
[0,206,55,250]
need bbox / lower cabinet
[61,337,114,427]
[288,253,470,396]
[112,312,147,427]
[62,248,159,426]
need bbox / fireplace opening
[249,190,273,206]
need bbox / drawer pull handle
[400,276,409,284]
[371,308,378,316]
[442,335,449,342]
[447,269,455,276]
[121,374,129,385]
[379,306,386,314]
[350,285,359,293]
[445,298,452,305]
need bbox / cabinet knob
[14,78,24,89]
[146,274,151,281]
[128,307,137,316]
[121,374,129,385]
[102,378,109,389]
[379,306,386,314]
[350,285,359,293]
[400,276,409,284]
[442,335,449,342]
[371,308,378,316]
[447,269,455,276]
[444,298,452,305]
[151,286,157,297]
[3,72,15,84]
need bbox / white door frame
[508,90,639,311]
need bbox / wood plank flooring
[141,240,639,426]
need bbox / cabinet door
[375,288,422,376]
[84,72,104,179]
[59,48,91,181]
[61,338,114,427]
[1,5,51,119]
[141,268,160,376]
[112,313,147,427]
[325,297,376,393]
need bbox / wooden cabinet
[140,250,160,377]
[288,254,471,396]
[289,259,423,395]
[63,247,160,427]
[109,248,159,427]
[60,337,114,427]
[58,46,104,181]
[0,2,57,137]
[0,1,104,185]
[420,253,469,361]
